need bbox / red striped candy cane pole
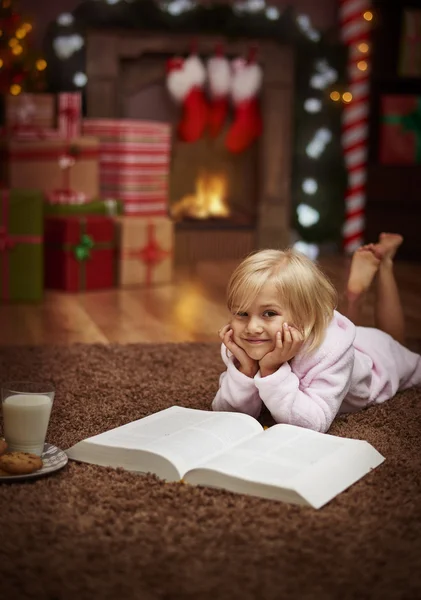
[340,0,372,253]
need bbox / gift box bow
[59,231,114,260]
[73,233,94,261]
[59,106,79,125]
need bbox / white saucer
[0,443,68,482]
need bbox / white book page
[187,424,354,485]
[78,406,263,477]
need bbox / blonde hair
[227,248,337,354]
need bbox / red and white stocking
[207,47,231,138]
[225,52,263,154]
[166,54,209,143]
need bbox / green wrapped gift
[0,189,43,302]
[44,198,123,218]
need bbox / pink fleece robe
[212,311,421,433]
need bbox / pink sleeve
[211,345,262,418]
[254,344,355,433]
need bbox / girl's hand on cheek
[219,326,258,378]
[218,324,232,343]
[259,323,304,377]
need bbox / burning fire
[171,172,230,220]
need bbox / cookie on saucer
[0,451,43,475]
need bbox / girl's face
[230,283,292,361]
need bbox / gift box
[0,189,43,303]
[44,198,123,218]
[3,92,82,141]
[1,136,99,203]
[399,10,421,78]
[116,216,173,287]
[379,95,421,164]
[44,216,116,292]
[4,93,55,131]
[58,92,82,139]
[82,119,171,217]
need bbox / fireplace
[172,170,231,221]
[86,32,294,264]
[169,134,258,226]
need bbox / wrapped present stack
[379,95,421,164]
[1,92,100,206]
[82,118,174,288]
[0,92,174,300]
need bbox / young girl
[212,233,421,433]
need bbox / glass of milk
[1,382,55,456]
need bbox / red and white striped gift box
[82,119,171,217]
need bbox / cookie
[0,468,10,477]
[0,439,7,456]
[0,452,43,475]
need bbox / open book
[66,406,384,509]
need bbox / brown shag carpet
[1,343,421,600]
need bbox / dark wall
[366,0,421,261]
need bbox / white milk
[2,394,53,455]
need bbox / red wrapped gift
[380,95,421,164]
[44,216,116,292]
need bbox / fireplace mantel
[86,30,294,251]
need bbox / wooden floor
[2,255,421,345]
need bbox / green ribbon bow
[73,233,94,262]
[384,98,421,162]
[48,218,115,291]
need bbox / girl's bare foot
[347,246,381,296]
[375,233,404,261]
